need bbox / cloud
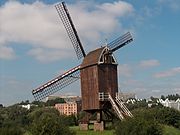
[120,77,180,98]
[0,76,33,106]
[158,0,180,11]
[28,48,71,63]
[139,59,160,68]
[154,67,180,78]
[0,45,16,59]
[118,64,132,77]
[97,1,133,16]
[0,0,134,62]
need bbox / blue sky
[0,0,180,106]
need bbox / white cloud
[120,78,180,98]
[0,45,16,59]
[0,1,134,62]
[154,67,180,78]
[158,0,180,11]
[97,1,133,17]
[0,76,33,106]
[139,59,160,68]
[118,64,132,77]
[28,48,71,63]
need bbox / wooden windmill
[32,2,133,130]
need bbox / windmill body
[32,1,134,130]
[80,47,118,111]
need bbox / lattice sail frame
[55,2,86,60]
[108,32,133,53]
[32,66,80,101]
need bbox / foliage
[71,126,114,135]
[161,94,180,100]
[150,96,159,103]
[45,98,65,106]
[0,114,3,128]
[161,95,166,100]
[0,105,29,124]
[163,125,180,135]
[0,104,30,135]
[60,114,78,126]
[29,107,75,135]
[115,106,180,135]
[0,103,77,135]
[132,107,180,129]
[153,107,180,129]
[31,100,46,107]
[19,100,30,105]
[114,117,162,135]
[0,125,24,135]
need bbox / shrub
[29,107,75,135]
[114,117,163,135]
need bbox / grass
[24,124,180,135]
[163,125,180,135]
[71,125,180,135]
[70,126,114,135]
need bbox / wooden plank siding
[81,64,118,111]
[98,64,118,99]
[81,65,100,110]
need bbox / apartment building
[55,101,80,116]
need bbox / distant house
[21,104,31,110]
[20,104,37,110]
[158,98,180,111]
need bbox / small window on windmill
[104,54,112,63]
[100,55,104,63]
[111,56,115,63]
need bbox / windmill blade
[55,2,86,60]
[108,32,133,52]
[32,65,80,101]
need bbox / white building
[158,98,180,111]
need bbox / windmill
[32,2,133,130]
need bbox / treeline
[18,98,65,107]
[0,99,76,135]
[0,96,180,135]
[161,93,180,100]
[115,105,180,135]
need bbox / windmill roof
[81,47,105,69]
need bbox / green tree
[45,98,65,106]
[29,107,75,135]
[166,94,180,100]
[60,114,78,126]
[0,126,23,135]
[132,107,180,129]
[0,114,3,128]
[161,95,166,100]
[115,117,162,135]
[154,107,180,129]
[31,100,46,107]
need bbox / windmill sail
[108,32,133,52]
[55,2,86,60]
[32,65,80,101]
